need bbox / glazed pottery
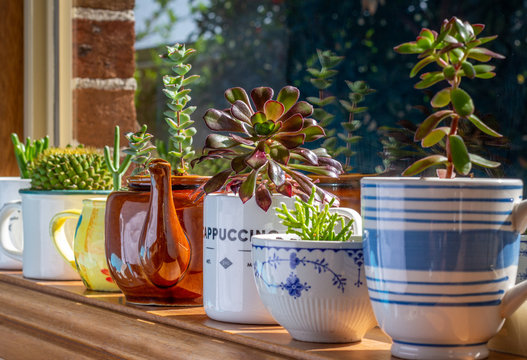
[252,208,376,343]
[49,198,119,291]
[0,177,30,269]
[203,193,295,324]
[105,159,206,305]
[361,177,527,360]
[0,189,109,280]
[488,235,527,357]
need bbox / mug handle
[0,201,23,262]
[49,209,81,269]
[328,207,363,236]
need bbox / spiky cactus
[30,148,112,190]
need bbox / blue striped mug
[361,177,527,360]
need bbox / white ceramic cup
[203,193,295,324]
[0,189,108,280]
[0,177,30,269]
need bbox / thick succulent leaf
[467,114,502,137]
[410,56,435,78]
[469,153,500,168]
[293,148,318,166]
[204,109,247,133]
[278,101,313,122]
[454,18,472,42]
[477,35,498,46]
[254,121,276,136]
[225,87,250,106]
[250,87,274,112]
[473,64,495,74]
[269,145,290,165]
[312,108,334,123]
[472,23,485,36]
[421,127,449,147]
[415,72,445,89]
[475,72,496,79]
[264,100,285,121]
[290,164,338,177]
[416,36,432,50]
[239,169,260,204]
[420,28,435,41]
[231,100,253,124]
[393,41,424,54]
[277,182,293,198]
[267,160,285,187]
[402,155,448,176]
[451,88,474,117]
[467,47,505,62]
[275,133,306,149]
[245,149,268,169]
[449,135,471,175]
[312,147,330,158]
[461,61,476,79]
[317,157,343,173]
[281,114,304,132]
[337,133,361,144]
[307,96,336,107]
[251,111,266,125]
[204,169,232,193]
[310,78,332,90]
[415,110,454,141]
[255,184,272,212]
[230,134,254,145]
[231,155,247,173]
[301,125,325,142]
[276,86,299,112]
[205,134,237,149]
[430,88,451,108]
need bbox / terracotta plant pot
[105,160,208,306]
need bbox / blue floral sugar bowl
[251,233,376,343]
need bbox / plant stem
[445,114,460,179]
[344,103,356,170]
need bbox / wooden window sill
[0,271,523,359]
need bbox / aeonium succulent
[193,85,343,211]
[395,16,505,178]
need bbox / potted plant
[194,84,343,323]
[305,49,376,212]
[361,17,527,360]
[0,135,48,269]
[251,190,376,343]
[104,43,209,306]
[0,145,112,280]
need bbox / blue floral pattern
[254,248,364,298]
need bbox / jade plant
[103,124,155,190]
[394,16,504,178]
[306,50,375,171]
[160,43,199,175]
[11,134,49,179]
[193,85,343,211]
[276,188,355,241]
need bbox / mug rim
[361,177,523,186]
[252,233,363,248]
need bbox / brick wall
[72,0,138,148]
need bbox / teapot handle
[49,209,81,269]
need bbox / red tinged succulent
[193,85,343,211]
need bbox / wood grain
[0,0,24,176]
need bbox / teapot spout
[500,280,527,319]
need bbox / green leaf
[473,65,495,74]
[310,78,332,90]
[312,108,334,123]
[281,114,303,132]
[231,100,253,124]
[420,28,435,42]
[467,114,502,137]
[306,68,321,77]
[451,88,474,117]
[467,48,505,63]
[415,110,454,140]
[475,72,496,79]
[276,86,299,112]
[454,18,471,42]
[251,87,274,112]
[225,87,250,106]
[393,42,424,54]
[416,36,432,50]
[269,145,290,165]
[307,96,336,107]
[449,135,471,175]
[477,35,498,46]
[337,133,361,144]
[254,121,276,136]
[341,120,361,132]
[472,23,485,36]
[430,88,451,108]
[204,134,236,149]
[461,61,476,79]
[339,100,354,113]
[250,112,266,125]
[301,125,325,142]
[275,133,305,149]
[421,127,449,147]
[239,169,260,203]
[443,65,456,81]
[469,153,500,168]
[267,160,285,187]
[415,72,445,89]
[264,100,285,121]
[204,169,232,193]
[402,155,448,176]
[182,74,200,86]
[410,56,435,78]
[245,149,268,169]
[204,109,246,133]
[279,101,313,121]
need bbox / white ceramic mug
[0,177,30,269]
[0,189,108,280]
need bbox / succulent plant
[394,16,505,178]
[30,147,112,190]
[193,85,343,211]
[11,134,49,179]
[160,43,200,175]
[276,187,356,241]
[123,124,156,177]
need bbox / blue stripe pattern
[364,229,519,271]
[369,297,501,307]
[363,196,514,203]
[364,216,511,225]
[392,339,488,348]
[363,207,512,215]
[367,287,504,297]
[362,183,522,190]
[365,275,509,286]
